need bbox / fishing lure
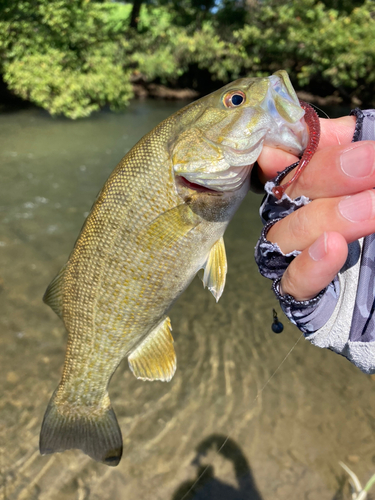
[272,309,284,334]
[272,101,320,200]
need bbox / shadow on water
[172,434,263,500]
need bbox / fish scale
[40,70,313,466]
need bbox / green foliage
[131,8,232,82]
[0,1,134,118]
[256,0,375,92]
[208,0,375,102]
[4,45,133,119]
[0,0,374,118]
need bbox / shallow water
[1,101,375,500]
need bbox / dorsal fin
[202,236,227,302]
[43,263,67,319]
[128,317,176,382]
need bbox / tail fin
[39,393,123,466]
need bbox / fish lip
[221,127,269,155]
[177,175,223,194]
[227,144,262,156]
[223,122,305,159]
[177,164,252,193]
[276,123,306,155]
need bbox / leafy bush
[0,0,374,118]
[0,1,134,118]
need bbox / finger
[319,115,357,149]
[280,232,348,301]
[285,141,375,200]
[267,190,375,254]
[257,116,356,182]
[256,149,298,184]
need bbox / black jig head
[272,309,284,334]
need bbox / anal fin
[128,317,176,382]
[202,236,227,302]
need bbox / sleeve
[254,108,375,374]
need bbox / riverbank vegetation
[0,0,374,118]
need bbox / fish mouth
[177,164,252,193]
[174,136,261,194]
[177,175,221,194]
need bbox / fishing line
[310,103,330,120]
[308,104,342,146]
[178,332,303,500]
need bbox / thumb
[256,145,299,183]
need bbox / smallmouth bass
[40,71,311,466]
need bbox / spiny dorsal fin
[128,317,176,382]
[43,263,67,319]
[202,236,227,302]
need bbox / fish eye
[223,90,246,108]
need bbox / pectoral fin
[202,236,227,302]
[138,203,201,251]
[128,317,176,382]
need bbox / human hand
[256,116,375,301]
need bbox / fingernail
[340,144,375,178]
[338,190,375,222]
[309,233,327,262]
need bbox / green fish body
[40,71,308,466]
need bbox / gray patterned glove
[254,109,375,374]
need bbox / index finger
[257,116,356,183]
[284,140,375,200]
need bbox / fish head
[173,70,308,194]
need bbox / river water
[1,101,374,500]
